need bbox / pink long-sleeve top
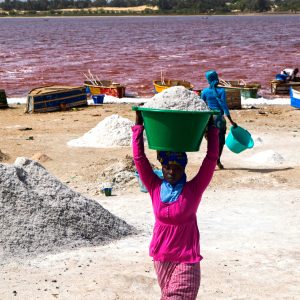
[132,125,219,263]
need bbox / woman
[132,111,219,299]
[201,70,237,170]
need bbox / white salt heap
[247,150,285,165]
[68,114,134,148]
[143,86,209,111]
[0,158,135,258]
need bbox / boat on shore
[290,87,300,109]
[218,80,261,109]
[84,80,126,98]
[271,79,300,95]
[25,85,87,113]
[153,79,194,93]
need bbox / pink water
[0,15,299,97]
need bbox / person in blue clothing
[201,70,237,170]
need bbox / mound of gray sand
[0,157,135,258]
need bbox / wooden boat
[153,79,194,93]
[290,87,300,109]
[0,89,8,109]
[25,85,87,113]
[218,80,261,109]
[271,79,300,95]
[84,80,126,98]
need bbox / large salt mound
[0,157,135,258]
[143,86,209,111]
[67,114,134,148]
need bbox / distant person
[281,68,299,81]
[201,70,237,170]
[132,110,219,299]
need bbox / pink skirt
[154,261,201,300]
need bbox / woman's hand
[228,115,237,128]
[135,111,144,125]
[231,121,238,128]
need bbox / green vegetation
[0,0,299,16]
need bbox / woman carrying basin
[132,110,219,300]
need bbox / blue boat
[290,87,300,109]
[26,85,87,113]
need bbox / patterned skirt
[154,261,201,300]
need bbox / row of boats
[1,77,300,113]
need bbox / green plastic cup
[133,106,219,152]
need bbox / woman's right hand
[135,111,144,125]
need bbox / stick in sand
[83,73,95,86]
[88,69,99,86]
[161,68,166,86]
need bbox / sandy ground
[0,103,299,299]
[60,5,159,12]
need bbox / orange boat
[153,79,194,93]
[84,80,126,98]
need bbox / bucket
[225,126,254,154]
[275,74,287,82]
[135,169,163,193]
[92,94,105,104]
[132,106,219,152]
[102,187,112,196]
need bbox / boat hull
[26,85,87,113]
[271,80,300,95]
[290,87,300,109]
[153,80,194,93]
[84,80,126,98]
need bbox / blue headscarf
[205,70,220,99]
[157,151,187,203]
[157,151,188,168]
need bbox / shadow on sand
[222,167,293,174]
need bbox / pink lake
[0,15,299,97]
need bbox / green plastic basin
[133,106,219,152]
[225,125,254,154]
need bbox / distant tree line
[0,0,299,13]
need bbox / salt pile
[67,114,134,148]
[0,149,9,162]
[247,150,285,165]
[143,86,209,111]
[0,157,135,258]
[99,155,136,191]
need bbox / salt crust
[247,150,285,165]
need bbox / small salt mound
[68,114,134,148]
[253,136,264,145]
[0,157,135,258]
[247,150,285,165]
[99,155,136,191]
[0,149,9,162]
[143,86,209,111]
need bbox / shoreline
[0,12,299,18]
